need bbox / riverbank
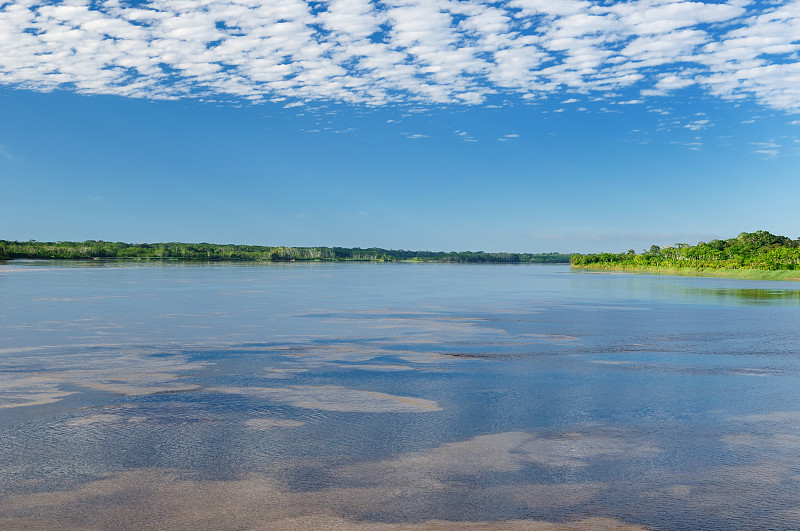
[571,264,800,281]
[0,240,569,264]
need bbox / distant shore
[571,264,800,281]
[0,240,570,264]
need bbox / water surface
[1,262,799,529]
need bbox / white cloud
[0,0,799,111]
[672,139,703,150]
[454,129,477,142]
[754,149,779,157]
[684,119,711,130]
[751,141,781,156]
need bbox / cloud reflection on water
[0,466,648,531]
[210,385,443,413]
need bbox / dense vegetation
[571,230,800,271]
[0,239,569,264]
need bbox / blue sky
[1,0,799,253]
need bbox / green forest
[571,230,800,273]
[0,239,570,264]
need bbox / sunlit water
[1,261,799,530]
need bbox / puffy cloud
[0,0,799,110]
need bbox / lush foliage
[571,231,800,271]
[0,240,570,264]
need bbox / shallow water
[1,261,799,530]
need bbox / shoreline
[571,264,800,281]
[0,257,571,265]
[0,241,570,265]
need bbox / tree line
[571,230,800,271]
[0,239,570,264]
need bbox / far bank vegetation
[0,240,570,264]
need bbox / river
[1,261,798,529]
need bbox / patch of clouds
[624,128,651,144]
[0,1,799,111]
[751,140,781,156]
[454,129,477,142]
[671,139,703,150]
[684,119,711,130]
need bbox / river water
[1,261,798,530]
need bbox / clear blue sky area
[1,0,799,253]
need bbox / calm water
[1,261,799,530]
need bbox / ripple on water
[208,385,442,413]
[0,467,652,531]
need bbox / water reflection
[670,286,800,304]
[1,262,800,529]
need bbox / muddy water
[1,261,799,530]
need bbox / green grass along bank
[571,230,800,281]
[571,264,800,281]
